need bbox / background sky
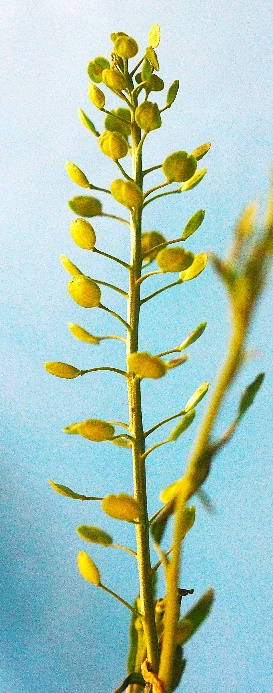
[1,1,273,692]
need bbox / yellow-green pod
[65,162,90,188]
[68,196,102,217]
[76,419,115,442]
[77,551,101,585]
[141,231,166,261]
[98,130,128,160]
[110,179,143,209]
[87,56,110,83]
[104,108,131,137]
[113,35,138,59]
[160,479,181,503]
[127,352,167,379]
[88,82,105,110]
[68,323,100,344]
[102,68,126,92]
[101,493,139,522]
[60,255,82,275]
[156,247,194,273]
[135,102,162,132]
[68,275,101,308]
[162,151,197,183]
[70,218,96,250]
[44,362,81,378]
[179,252,208,281]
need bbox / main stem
[126,114,159,676]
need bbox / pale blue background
[1,1,273,691]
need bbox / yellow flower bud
[87,56,110,83]
[162,151,197,183]
[113,35,138,59]
[127,352,167,379]
[77,551,101,585]
[68,323,100,344]
[60,255,82,275]
[135,102,162,132]
[65,162,90,188]
[70,218,96,250]
[104,108,131,137]
[44,362,81,379]
[76,419,115,442]
[101,493,139,521]
[110,179,143,209]
[88,82,105,110]
[102,68,126,92]
[68,275,101,308]
[141,231,166,261]
[68,196,102,217]
[156,247,194,273]
[98,131,128,160]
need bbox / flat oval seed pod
[68,275,101,308]
[77,551,101,585]
[44,362,81,379]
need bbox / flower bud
[101,493,139,522]
[127,352,167,379]
[87,56,110,83]
[110,179,143,209]
[65,162,90,188]
[70,218,96,250]
[102,68,126,92]
[76,419,115,442]
[60,255,82,275]
[113,35,138,59]
[44,362,81,379]
[162,151,197,183]
[78,551,101,585]
[68,275,101,308]
[68,196,102,217]
[141,231,166,261]
[104,108,131,137]
[88,82,105,110]
[98,130,128,160]
[68,323,100,344]
[135,102,162,132]
[156,247,194,273]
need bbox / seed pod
[88,82,105,110]
[70,218,96,250]
[60,255,82,275]
[68,275,101,308]
[76,525,113,545]
[179,252,208,281]
[191,142,211,161]
[78,109,100,137]
[101,493,139,521]
[145,74,164,93]
[76,419,115,442]
[110,179,143,209]
[127,352,167,379]
[44,362,81,379]
[148,23,160,49]
[87,56,110,83]
[98,130,128,160]
[179,168,207,191]
[162,151,197,183]
[102,68,126,92]
[77,551,101,585]
[68,323,100,344]
[135,102,162,132]
[68,196,102,217]
[113,35,138,59]
[156,247,194,273]
[65,162,90,188]
[141,231,166,261]
[104,108,131,137]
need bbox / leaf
[76,525,113,546]
[146,46,159,71]
[181,209,206,240]
[148,23,160,48]
[178,322,207,350]
[237,372,265,420]
[179,168,207,191]
[141,57,153,82]
[184,382,210,413]
[179,252,208,281]
[127,602,140,674]
[77,551,101,585]
[150,501,173,544]
[176,587,214,644]
[170,645,186,692]
[166,80,179,107]
[191,142,211,161]
[168,410,196,441]
[48,480,92,500]
[78,109,100,137]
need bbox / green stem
[143,180,170,200]
[143,188,180,208]
[135,270,161,287]
[93,247,130,269]
[145,409,185,438]
[99,334,127,343]
[141,279,180,305]
[116,160,133,181]
[141,438,169,460]
[143,163,162,176]
[100,584,141,615]
[80,366,127,378]
[101,212,130,227]
[142,235,185,260]
[111,544,137,558]
[94,278,128,297]
[100,304,131,332]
